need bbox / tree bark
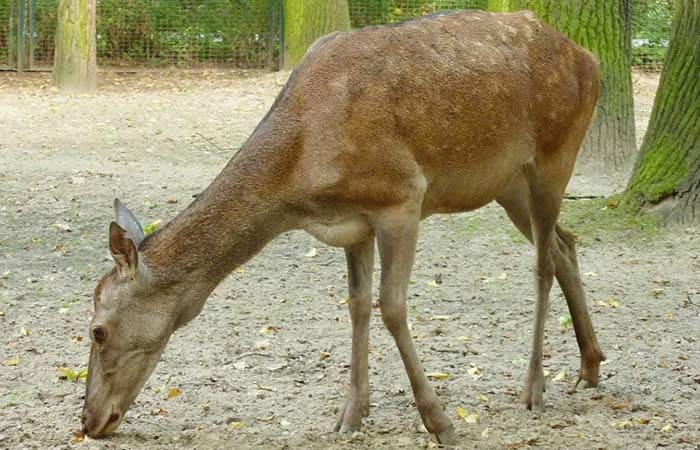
[53,0,96,92]
[283,0,350,70]
[624,0,700,224]
[489,0,637,173]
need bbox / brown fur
[83,11,604,443]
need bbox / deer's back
[264,10,599,218]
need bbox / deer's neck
[141,130,298,288]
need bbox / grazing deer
[82,10,605,445]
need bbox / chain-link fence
[0,0,676,72]
[349,0,487,27]
[2,0,282,70]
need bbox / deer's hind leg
[369,196,456,445]
[496,169,604,409]
[336,238,374,432]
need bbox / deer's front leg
[335,239,375,433]
[371,205,456,446]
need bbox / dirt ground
[0,69,698,450]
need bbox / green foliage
[631,0,676,68]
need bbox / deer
[81,10,605,445]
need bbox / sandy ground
[0,70,698,450]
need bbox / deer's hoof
[334,397,369,433]
[521,373,545,412]
[434,424,457,446]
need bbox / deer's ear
[114,199,145,247]
[109,222,138,276]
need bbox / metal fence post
[278,0,284,70]
[29,0,35,68]
[17,0,24,72]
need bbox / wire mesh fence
[2,0,282,70]
[348,0,487,27]
[0,0,677,72]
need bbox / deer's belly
[304,214,373,248]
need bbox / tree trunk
[489,0,637,174]
[53,0,96,92]
[283,0,350,70]
[624,0,700,224]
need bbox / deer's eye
[92,326,107,343]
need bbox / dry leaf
[319,351,331,361]
[661,424,673,433]
[167,387,181,400]
[2,355,19,366]
[553,370,568,382]
[456,406,479,423]
[468,367,482,379]
[259,325,281,336]
[71,335,83,342]
[70,430,85,444]
[426,372,450,380]
[151,407,169,416]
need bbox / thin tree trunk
[53,0,96,92]
[283,0,350,70]
[489,0,637,174]
[624,0,700,224]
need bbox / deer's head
[81,200,179,438]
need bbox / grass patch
[559,196,659,245]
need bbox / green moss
[560,196,659,245]
[625,139,689,205]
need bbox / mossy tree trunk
[488,0,637,173]
[283,0,350,70]
[624,0,699,224]
[53,0,96,92]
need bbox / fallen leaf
[259,325,281,336]
[610,402,629,410]
[228,421,246,429]
[167,387,181,400]
[455,406,478,423]
[553,370,568,382]
[71,335,83,342]
[636,418,649,425]
[319,351,331,361]
[650,288,664,298]
[426,372,450,380]
[57,367,88,382]
[2,356,19,366]
[69,430,85,444]
[143,219,162,235]
[661,424,672,433]
[468,367,482,379]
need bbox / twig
[195,132,235,152]
[564,195,606,200]
[234,352,273,360]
